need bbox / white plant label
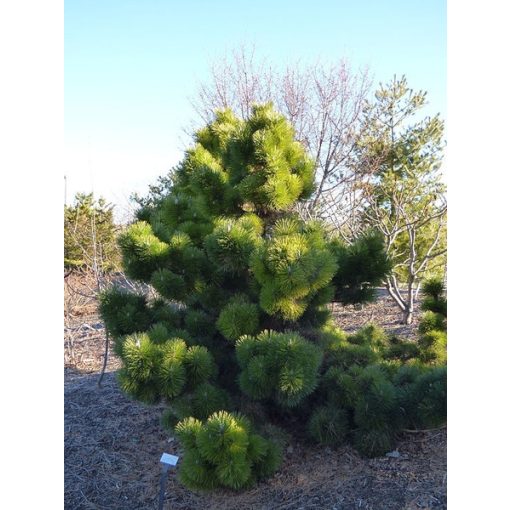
[160,453,179,466]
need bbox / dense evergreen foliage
[100,105,446,490]
[417,277,447,365]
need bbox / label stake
[158,453,179,510]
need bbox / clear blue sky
[65,0,446,219]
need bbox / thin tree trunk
[402,308,413,325]
[386,275,416,325]
[402,225,417,325]
[90,208,110,387]
[403,274,415,325]
[385,276,406,312]
[98,328,110,387]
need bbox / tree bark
[402,308,413,325]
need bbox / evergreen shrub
[100,104,446,490]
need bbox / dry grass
[64,274,445,510]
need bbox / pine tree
[352,76,447,324]
[100,104,445,490]
[64,192,120,271]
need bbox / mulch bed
[64,275,445,509]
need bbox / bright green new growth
[251,219,338,321]
[175,411,282,490]
[99,104,446,490]
[116,333,218,404]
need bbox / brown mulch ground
[332,289,422,340]
[64,274,445,510]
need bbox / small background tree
[64,192,120,272]
[64,192,126,378]
[350,76,447,323]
